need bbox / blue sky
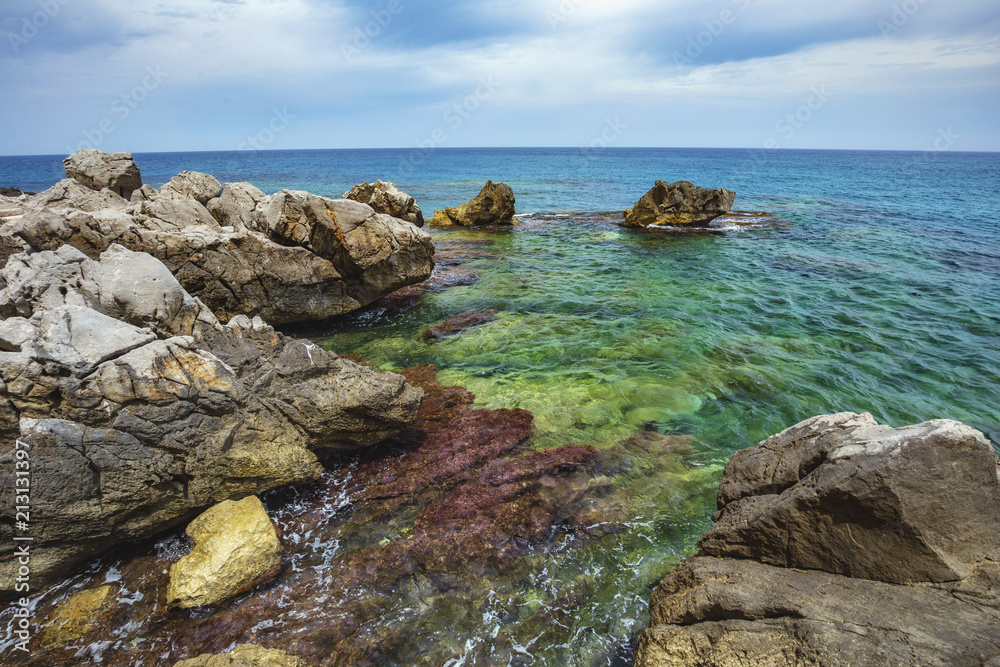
[1,0,998,155]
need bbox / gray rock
[622,180,735,228]
[635,413,1000,667]
[62,149,142,199]
[428,181,516,227]
[206,182,268,231]
[344,180,424,227]
[160,171,224,205]
[0,246,424,594]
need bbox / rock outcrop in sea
[0,243,423,593]
[343,180,424,227]
[622,180,735,228]
[429,180,516,227]
[634,412,1000,666]
[0,150,435,325]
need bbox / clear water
[2,147,999,665]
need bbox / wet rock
[422,308,498,341]
[0,246,423,594]
[173,644,310,667]
[2,165,435,325]
[39,584,118,649]
[622,180,734,228]
[429,180,516,227]
[635,412,1000,666]
[344,180,424,227]
[62,149,143,199]
[167,496,283,608]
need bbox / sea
[2,147,999,665]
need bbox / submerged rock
[167,497,283,608]
[3,149,435,325]
[422,308,498,341]
[0,245,423,594]
[62,149,142,199]
[429,180,516,227]
[622,180,734,228]
[39,585,118,649]
[173,644,309,667]
[635,412,1000,666]
[344,180,424,227]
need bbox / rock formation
[622,181,734,228]
[62,149,143,199]
[167,496,283,608]
[0,244,423,594]
[422,308,498,341]
[428,180,516,227]
[344,180,424,227]
[634,412,1000,666]
[173,644,310,667]
[1,150,435,325]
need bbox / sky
[1,0,998,155]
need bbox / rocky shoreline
[1,151,995,666]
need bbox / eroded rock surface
[429,180,515,227]
[635,412,1000,667]
[344,180,424,227]
[62,149,142,199]
[622,181,734,228]
[0,245,423,594]
[173,644,310,667]
[2,150,435,324]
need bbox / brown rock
[422,308,498,340]
[173,644,310,667]
[343,180,424,227]
[428,180,515,227]
[39,585,117,648]
[621,180,735,228]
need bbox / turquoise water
[3,147,999,664]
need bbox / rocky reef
[429,180,516,227]
[0,243,423,593]
[635,412,1000,666]
[622,180,734,228]
[0,150,435,324]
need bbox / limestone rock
[2,175,435,325]
[173,644,309,667]
[0,246,423,594]
[344,180,424,227]
[622,180,735,228]
[62,149,142,199]
[635,413,1000,667]
[167,496,282,608]
[429,180,515,227]
[39,585,118,648]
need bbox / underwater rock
[167,497,283,609]
[39,585,118,649]
[62,149,143,199]
[0,245,423,594]
[3,149,435,325]
[422,308,498,341]
[343,180,424,227]
[429,180,516,227]
[621,180,734,228]
[635,412,1000,666]
[173,644,310,667]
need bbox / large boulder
[344,180,424,227]
[428,180,515,227]
[62,149,143,199]
[635,412,1000,666]
[167,496,282,608]
[622,180,734,228]
[0,245,423,594]
[1,152,435,325]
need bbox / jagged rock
[622,181,735,228]
[173,644,309,667]
[635,412,1000,666]
[62,149,142,199]
[344,180,424,227]
[39,585,118,649]
[167,496,282,608]
[429,180,516,227]
[1,171,435,325]
[0,246,423,594]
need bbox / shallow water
[2,147,998,665]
